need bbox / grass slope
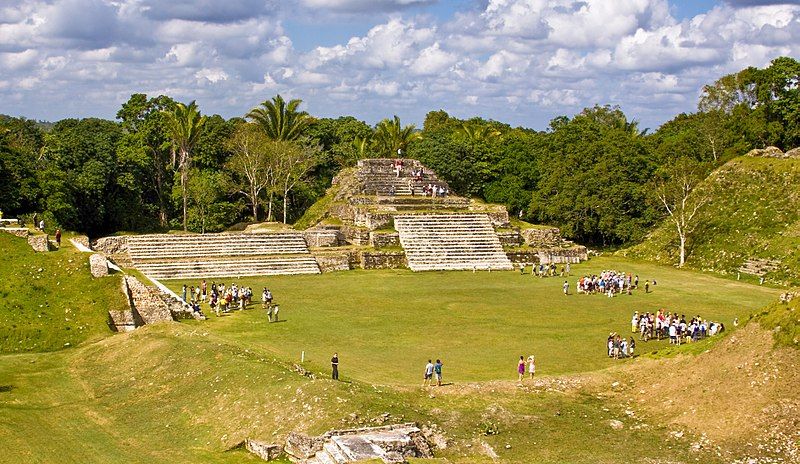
[623,156,800,284]
[0,233,126,353]
[167,256,776,385]
[0,322,732,464]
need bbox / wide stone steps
[135,256,320,280]
[127,232,319,278]
[395,214,513,272]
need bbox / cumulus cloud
[300,0,437,13]
[1,0,800,129]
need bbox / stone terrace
[127,232,320,280]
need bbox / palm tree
[373,116,422,157]
[246,94,312,141]
[163,101,207,231]
[457,122,502,143]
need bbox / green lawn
[168,256,777,385]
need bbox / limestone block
[27,234,50,252]
[89,254,109,277]
[245,440,282,461]
[496,230,522,246]
[785,147,800,159]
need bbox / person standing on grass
[55,229,61,248]
[434,359,443,386]
[331,353,339,380]
[565,262,570,276]
[423,360,434,387]
[644,280,650,294]
[182,284,187,302]
[517,356,525,382]
[563,280,569,295]
[527,355,535,379]
[201,280,207,302]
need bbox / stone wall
[370,231,400,248]
[244,440,283,461]
[284,433,325,460]
[92,235,128,254]
[122,276,174,325]
[361,250,406,269]
[89,254,109,277]
[340,225,371,246]
[108,309,136,332]
[314,252,352,272]
[534,246,588,264]
[27,234,50,252]
[505,250,540,264]
[2,228,29,238]
[521,227,563,247]
[485,210,510,228]
[496,230,522,247]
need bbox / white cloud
[1,0,799,130]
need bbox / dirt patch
[597,324,799,462]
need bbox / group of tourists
[419,183,448,197]
[181,280,279,319]
[576,271,652,296]
[607,333,636,359]
[518,262,571,277]
[631,310,725,344]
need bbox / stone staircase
[394,214,513,271]
[356,159,449,196]
[127,233,320,279]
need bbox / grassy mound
[623,156,800,284]
[0,233,126,353]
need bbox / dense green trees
[1,57,797,245]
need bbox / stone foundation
[496,230,522,246]
[361,250,406,269]
[534,246,588,264]
[122,276,174,325]
[89,254,109,277]
[92,235,128,254]
[27,234,50,252]
[314,252,352,272]
[506,250,540,264]
[370,231,400,248]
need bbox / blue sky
[1,0,799,130]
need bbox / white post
[301,351,305,363]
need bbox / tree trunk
[251,187,259,222]
[678,233,686,267]
[283,190,289,224]
[181,162,188,231]
[267,192,274,222]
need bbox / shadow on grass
[0,385,14,393]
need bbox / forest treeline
[1,57,798,245]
